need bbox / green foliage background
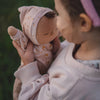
[0,0,54,100]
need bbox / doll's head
[18,6,58,45]
[55,0,100,44]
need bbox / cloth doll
[8,6,60,100]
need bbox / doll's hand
[12,40,34,66]
[8,26,18,36]
[8,26,28,51]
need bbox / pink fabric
[80,0,100,27]
[18,6,53,45]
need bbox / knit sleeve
[14,61,50,100]
[14,60,78,100]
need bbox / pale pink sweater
[14,41,100,100]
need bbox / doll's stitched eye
[44,33,48,35]
[50,31,53,35]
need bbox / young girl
[13,0,100,100]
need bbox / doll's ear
[18,6,28,26]
[79,13,92,32]
[8,26,18,36]
[18,6,32,26]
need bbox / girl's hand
[12,40,34,66]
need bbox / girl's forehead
[55,0,60,10]
[55,0,63,10]
[55,0,67,16]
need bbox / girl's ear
[79,13,92,32]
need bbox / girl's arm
[14,62,49,100]
[13,40,74,100]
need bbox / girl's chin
[64,37,73,43]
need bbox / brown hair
[44,11,56,18]
[60,0,100,21]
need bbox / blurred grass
[0,0,54,100]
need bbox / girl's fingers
[12,41,24,57]
[26,41,34,52]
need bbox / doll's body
[8,26,53,72]
[8,6,59,74]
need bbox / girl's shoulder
[61,40,71,48]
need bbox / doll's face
[36,16,58,44]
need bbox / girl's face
[36,16,58,44]
[54,0,84,44]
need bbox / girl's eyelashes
[54,9,59,15]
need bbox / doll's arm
[37,61,48,75]
[13,78,22,100]
[13,65,24,100]
[8,26,28,51]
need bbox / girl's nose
[56,16,60,30]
